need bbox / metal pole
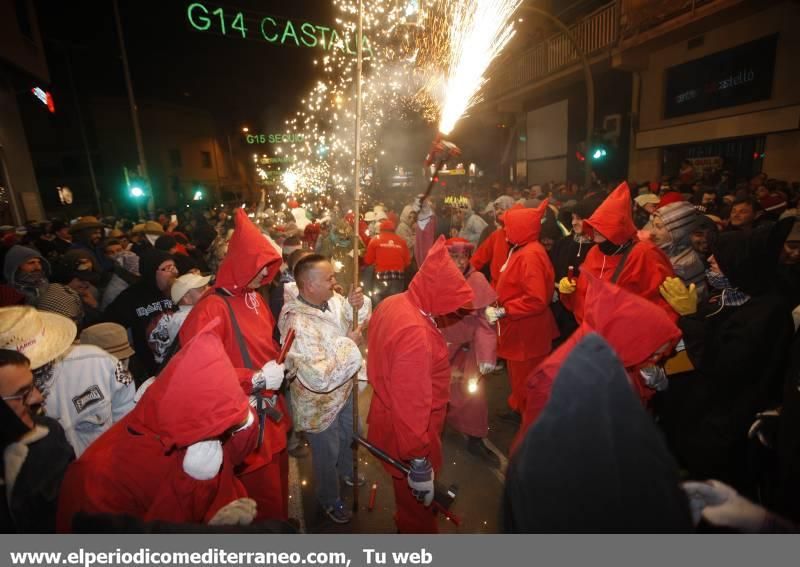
[524,6,594,189]
[113,0,154,214]
[351,0,364,513]
[62,48,103,216]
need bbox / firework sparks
[437,0,522,135]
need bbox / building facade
[0,0,48,224]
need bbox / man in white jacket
[278,254,370,524]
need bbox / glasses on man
[158,264,178,273]
[2,384,37,404]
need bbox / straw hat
[142,221,165,235]
[131,223,146,234]
[0,306,77,369]
[69,216,104,234]
[79,322,135,360]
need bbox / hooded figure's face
[17,257,43,275]
[155,260,178,292]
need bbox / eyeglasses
[158,264,178,273]
[2,384,37,404]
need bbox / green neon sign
[246,133,305,145]
[186,2,374,57]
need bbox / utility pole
[113,0,154,214]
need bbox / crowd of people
[0,168,798,533]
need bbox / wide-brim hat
[79,322,135,360]
[0,306,77,369]
[142,221,165,235]
[69,216,104,234]
[170,273,212,304]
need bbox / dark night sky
[35,0,335,129]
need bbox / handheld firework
[419,134,462,205]
[353,435,461,526]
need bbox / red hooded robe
[57,320,253,531]
[495,201,560,413]
[470,226,510,287]
[367,236,473,533]
[516,275,682,453]
[561,183,677,324]
[179,208,287,520]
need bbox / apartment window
[169,149,182,168]
[201,151,212,169]
[14,0,33,40]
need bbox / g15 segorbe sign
[664,34,778,119]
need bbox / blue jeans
[306,394,355,508]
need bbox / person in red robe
[514,274,682,453]
[485,201,559,421]
[367,236,474,533]
[179,209,289,521]
[470,205,515,287]
[413,197,437,267]
[439,238,499,467]
[559,182,677,324]
[57,320,259,531]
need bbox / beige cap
[634,194,661,208]
[0,306,77,369]
[170,273,211,304]
[79,322,135,360]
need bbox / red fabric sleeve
[386,330,433,460]
[364,238,377,266]
[470,230,495,271]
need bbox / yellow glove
[659,277,697,316]
[558,277,577,295]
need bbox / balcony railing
[488,1,618,100]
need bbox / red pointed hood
[408,236,474,315]
[503,200,548,246]
[583,183,637,245]
[131,318,249,451]
[215,209,282,294]
[582,273,681,368]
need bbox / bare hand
[346,326,363,346]
[348,286,365,309]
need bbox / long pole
[62,47,103,216]
[351,0,364,513]
[523,6,594,189]
[113,0,154,214]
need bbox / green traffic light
[130,186,145,198]
[592,147,607,160]
[193,189,204,201]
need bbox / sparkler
[437,0,522,135]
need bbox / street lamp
[242,126,250,133]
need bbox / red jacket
[470,227,510,286]
[367,236,474,475]
[57,321,253,531]
[364,229,411,273]
[180,209,286,466]
[562,183,677,323]
[495,202,560,361]
[516,274,682,453]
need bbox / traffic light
[591,145,608,161]
[193,188,205,201]
[124,166,148,201]
[130,185,145,199]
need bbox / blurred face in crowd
[104,243,124,258]
[729,202,756,229]
[755,185,769,200]
[0,361,43,429]
[448,250,469,271]
[156,260,178,293]
[691,228,712,256]
[781,240,800,265]
[55,226,71,240]
[592,230,608,244]
[18,257,42,274]
[540,236,555,252]
[181,285,208,306]
[83,229,103,246]
[702,192,717,207]
[571,214,585,236]
[247,265,269,289]
[649,215,671,247]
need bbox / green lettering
[260,17,278,42]
[269,134,276,143]
[363,35,374,58]
[187,3,211,31]
[258,135,266,143]
[281,20,300,46]
[300,22,318,48]
[246,134,254,144]
[232,12,247,38]
[329,29,346,52]
[345,33,356,55]
[315,25,330,49]
[212,7,226,35]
